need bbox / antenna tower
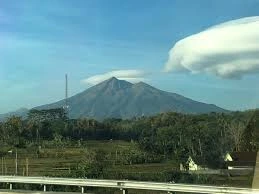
[64,74,69,119]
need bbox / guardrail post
[1,176,258,194]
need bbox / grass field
[1,140,140,176]
[0,140,254,189]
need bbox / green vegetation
[0,108,258,190]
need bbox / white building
[186,156,199,171]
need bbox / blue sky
[1,0,259,113]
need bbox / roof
[230,152,257,162]
[226,152,257,167]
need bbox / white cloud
[81,70,147,85]
[164,16,259,79]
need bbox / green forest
[0,109,258,189]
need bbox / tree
[2,116,24,146]
[242,110,259,151]
[228,120,245,152]
[75,150,107,178]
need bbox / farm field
[0,140,253,188]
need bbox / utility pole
[65,74,68,108]
[4,157,7,175]
[63,74,69,135]
[65,74,69,118]
[1,157,3,175]
[37,128,39,146]
[15,149,18,175]
[115,150,118,165]
[26,158,29,176]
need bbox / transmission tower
[64,74,69,119]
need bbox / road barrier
[0,176,259,194]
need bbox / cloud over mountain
[82,70,147,85]
[36,77,227,120]
[164,16,259,79]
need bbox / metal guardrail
[0,176,259,194]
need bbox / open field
[0,140,253,188]
[2,140,171,176]
[1,140,140,176]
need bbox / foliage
[0,109,258,169]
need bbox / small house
[186,156,200,171]
[225,152,257,170]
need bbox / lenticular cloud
[82,70,146,85]
[164,16,259,79]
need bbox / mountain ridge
[0,77,228,121]
[0,108,29,121]
[34,77,228,120]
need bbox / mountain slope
[0,108,29,121]
[35,77,228,119]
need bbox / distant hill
[34,77,228,120]
[0,108,29,121]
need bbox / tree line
[0,108,258,168]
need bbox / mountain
[0,108,29,121]
[35,77,228,120]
